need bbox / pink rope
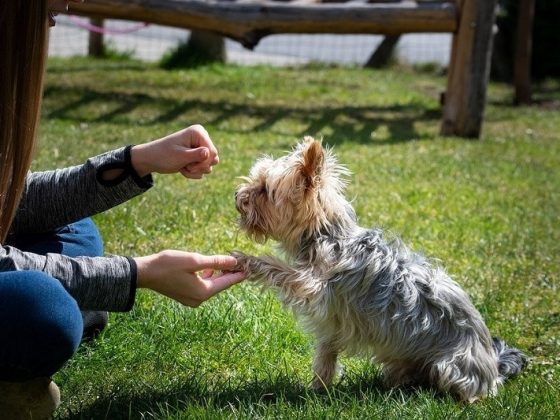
[69,15,149,35]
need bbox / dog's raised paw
[230,251,252,274]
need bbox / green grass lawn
[38,57,559,419]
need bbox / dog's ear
[300,137,324,188]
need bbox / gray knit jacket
[0,146,152,312]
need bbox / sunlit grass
[38,57,559,419]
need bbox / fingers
[181,147,209,165]
[188,124,218,155]
[202,271,247,296]
[179,168,204,179]
[187,125,219,168]
[177,144,217,179]
[148,125,219,178]
[180,146,218,178]
[189,254,239,272]
[185,151,219,171]
[140,250,246,308]
[188,155,219,170]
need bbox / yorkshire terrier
[233,137,527,402]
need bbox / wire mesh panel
[49,15,451,66]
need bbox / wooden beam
[441,0,497,138]
[513,0,535,105]
[68,0,458,48]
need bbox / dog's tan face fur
[235,137,349,252]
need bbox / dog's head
[235,137,352,251]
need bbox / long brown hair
[0,1,49,241]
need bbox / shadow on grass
[43,85,441,145]
[61,372,433,419]
[488,80,560,110]
[47,61,148,75]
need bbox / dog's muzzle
[234,191,243,213]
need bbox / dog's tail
[492,337,528,382]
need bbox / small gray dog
[233,137,527,402]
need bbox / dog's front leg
[231,251,294,285]
[311,339,340,390]
[232,251,322,305]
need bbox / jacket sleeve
[9,146,153,235]
[0,245,137,311]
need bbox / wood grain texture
[441,0,497,138]
[68,0,458,48]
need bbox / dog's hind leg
[428,352,498,403]
[382,361,424,389]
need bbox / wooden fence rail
[68,0,498,138]
[69,0,458,48]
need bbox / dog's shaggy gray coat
[234,138,527,402]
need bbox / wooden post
[441,0,498,138]
[88,18,105,57]
[364,35,401,68]
[187,30,226,62]
[513,0,535,105]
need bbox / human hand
[131,124,219,179]
[134,250,247,307]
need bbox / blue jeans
[0,218,104,381]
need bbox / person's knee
[27,272,83,363]
[40,291,83,363]
[76,218,103,257]
[0,271,83,380]
[60,218,104,258]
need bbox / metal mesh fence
[49,15,451,66]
